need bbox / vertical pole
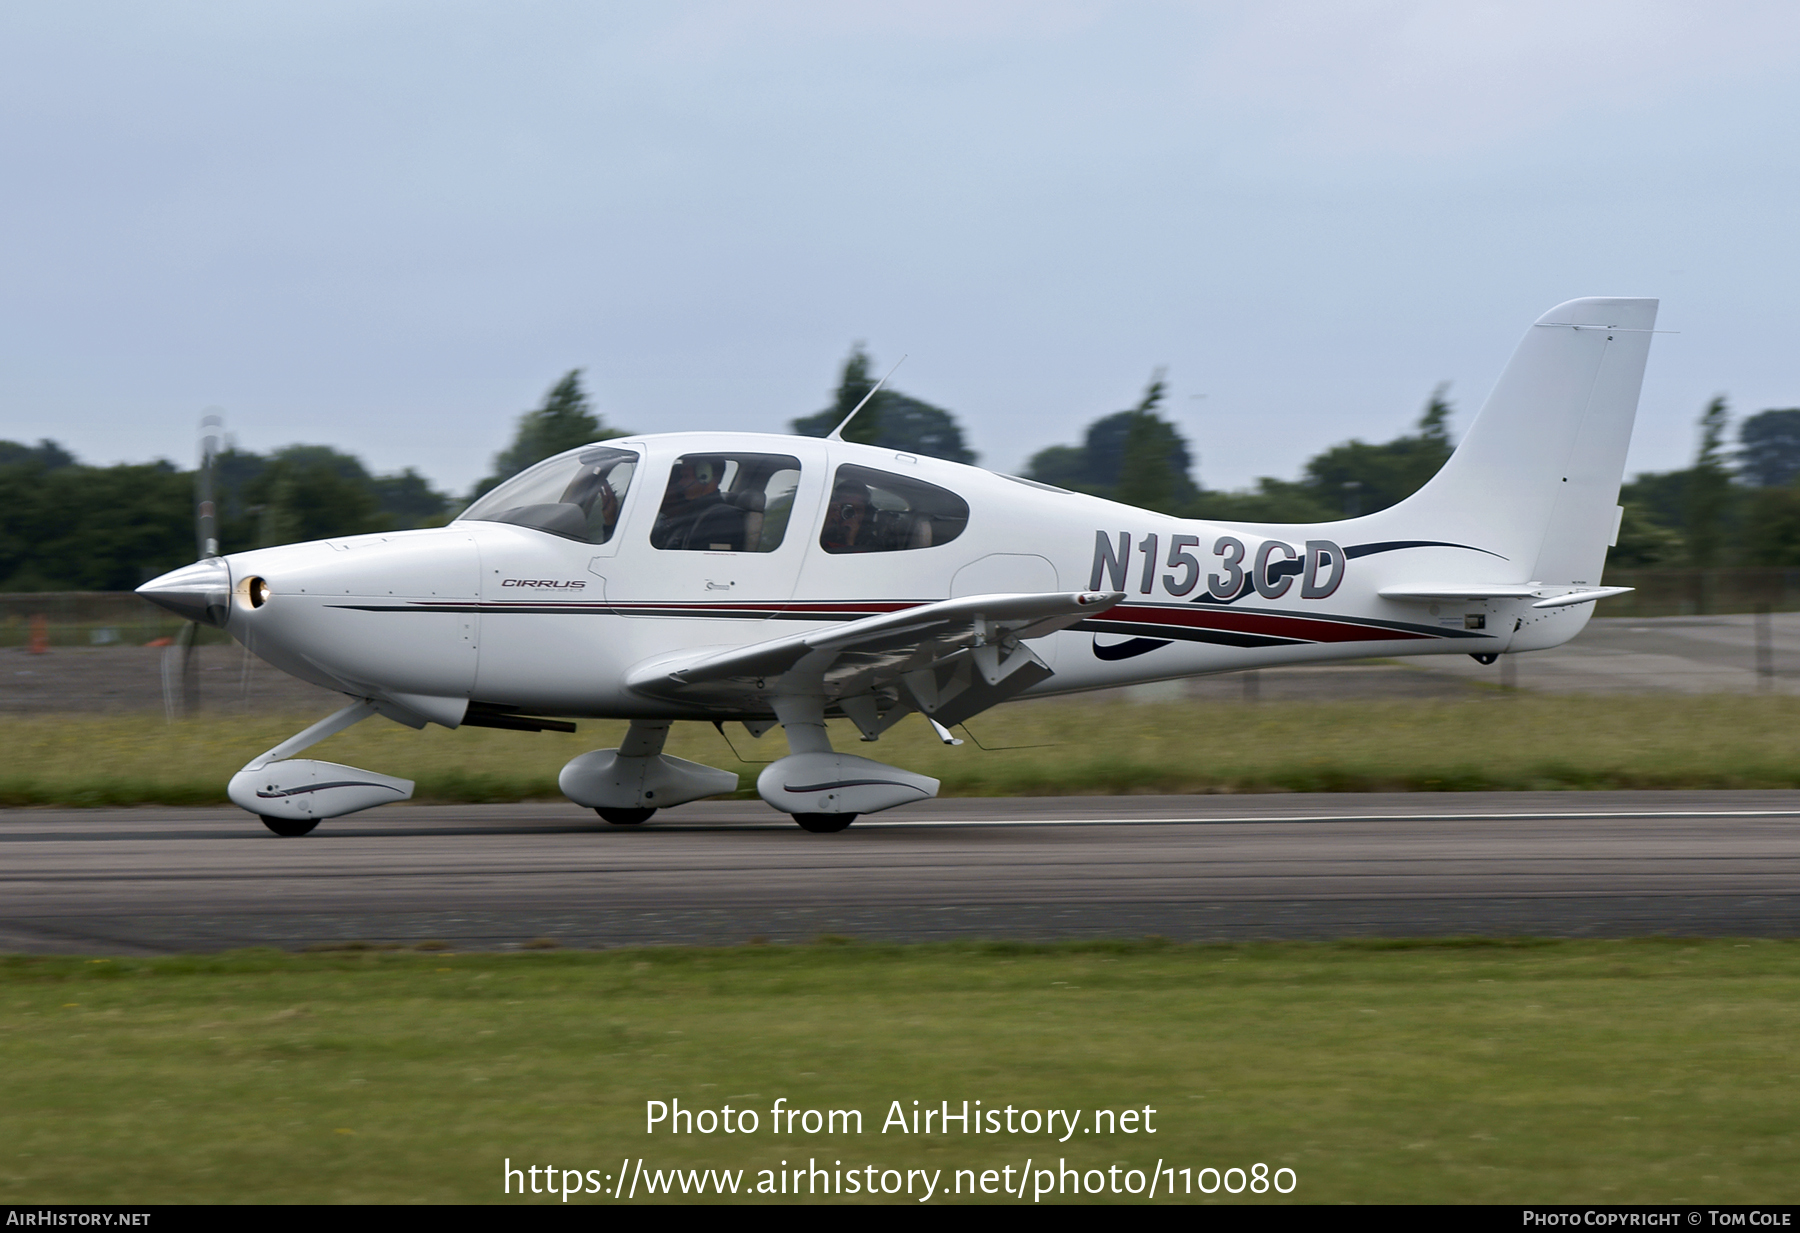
[1500,654,1517,692]
[196,412,222,560]
[1756,604,1774,694]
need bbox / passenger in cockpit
[820,481,872,553]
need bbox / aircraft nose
[137,558,232,628]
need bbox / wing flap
[625,590,1122,718]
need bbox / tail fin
[1370,297,1658,586]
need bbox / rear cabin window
[649,453,801,553]
[819,464,969,554]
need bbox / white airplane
[137,297,1656,836]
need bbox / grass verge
[7,694,1800,806]
[2,939,1796,1204]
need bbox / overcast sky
[3,1,1797,496]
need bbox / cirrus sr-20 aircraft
[137,297,1656,835]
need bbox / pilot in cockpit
[652,456,733,550]
[563,464,625,543]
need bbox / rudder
[1369,297,1658,587]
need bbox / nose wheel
[792,813,857,833]
[596,807,657,826]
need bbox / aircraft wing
[625,590,1124,733]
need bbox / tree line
[1019,370,1800,572]
[0,439,457,592]
[0,371,633,591]
[3,352,1795,592]
[1022,375,1456,524]
[1610,401,1800,569]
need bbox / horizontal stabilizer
[1380,584,1633,608]
[1380,584,1541,601]
[1529,587,1633,609]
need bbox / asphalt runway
[4,792,1799,954]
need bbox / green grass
[8,693,1800,807]
[2,940,1797,1203]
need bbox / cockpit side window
[819,464,969,554]
[650,453,802,553]
[456,446,637,544]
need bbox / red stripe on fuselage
[400,597,1442,643]
[1103,604,1439,643]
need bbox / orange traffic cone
[27,613,50,655]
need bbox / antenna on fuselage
[826,354,907,441]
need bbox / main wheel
[597,807,656,826]
[260,815,318,837]
[792,812,857,833]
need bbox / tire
[792,812,857,833]
[597,807,656,826]
[260,815,319,837]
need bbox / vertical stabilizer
[1368,297,1657,586]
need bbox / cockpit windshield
[456,446,638,544]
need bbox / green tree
[0,437,458,584]
[245,450,384,547]
[1417,382,1452,452]
[1190,478,1338,523]
[473,371,629,499]
[212,446,449,546]
[0,439,76,470]
[1737,408,1800,488]
[1740,483,1800,566]
[1298,384,1455,516]
[1607,503,1686,568]
[371,469,452,529]
[212,447,269,548]
[0,454,195,590]
[801,345,880,446]
[1684,396,1733,568]
[791,346,977,464]
[1115,369,1187,514]
[1024,375,1197,506]
[1021,445,1088,491]
[1618,470,1689,533]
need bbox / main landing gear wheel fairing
[596,807,657,825]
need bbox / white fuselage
[217,430,1585,722]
